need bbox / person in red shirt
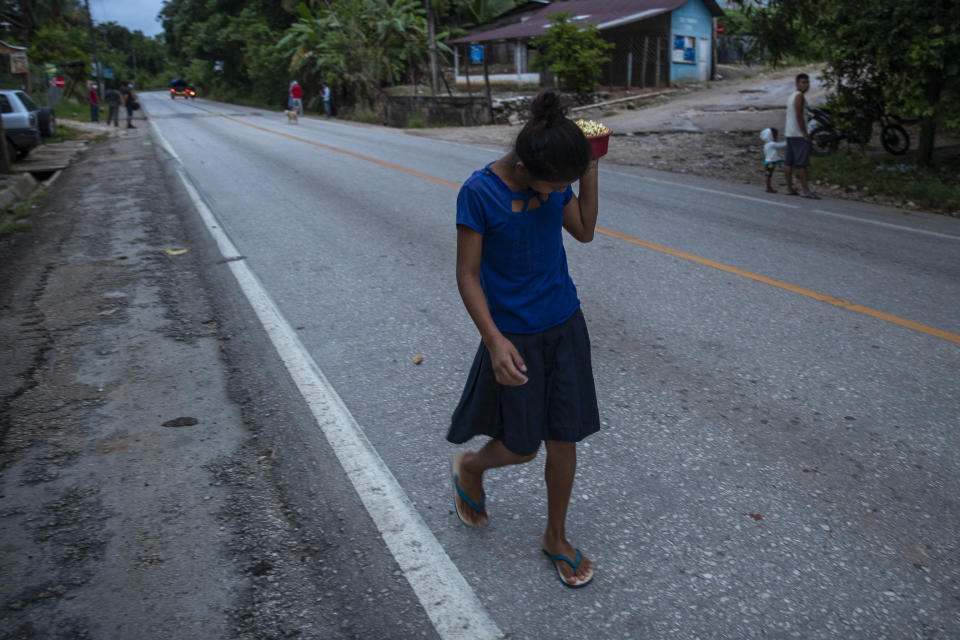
[88,84,100,122]
[290,81,303,115]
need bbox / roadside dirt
[0,126,398,639]
[407,66,959,215]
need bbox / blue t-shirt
[456,165,580,334]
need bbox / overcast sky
[90,0,166,38]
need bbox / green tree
[531,12,613,94]
[94,22,168,88]
[734,0,960,165]
[26,21,90,96]
[0,0,85,41]
[159,0,294,104]
[25,21,88,67]
[453,0,515,26]
[280,0,442,114]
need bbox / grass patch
[405,115,425,128]
[342,108,378,124]
[46,98,88,122]
[52,123,89,141]
[0,190,48,236]
[811,152,960,214]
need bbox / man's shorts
[785,137,810,167]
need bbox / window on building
[672,35,696,64]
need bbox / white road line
[151,122,504,640]
[607,168,959,241]
[812,208,960,241]
[608,171,802,209]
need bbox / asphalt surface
[3,91,959,639]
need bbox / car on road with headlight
[170,78,195,99]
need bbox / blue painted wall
[670,0,713,83]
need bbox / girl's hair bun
[515,90,590,183]
[529,90,568,127]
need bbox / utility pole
[83,0,103,100]
[426,0,438,95]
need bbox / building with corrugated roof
[452,0,724,88]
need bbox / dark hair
[770,126,778,139]
[515,90,591,183]
[796,73,809,83]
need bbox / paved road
[146,91,960,639]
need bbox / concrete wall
[384,96,493,128]
[670,0,713,84]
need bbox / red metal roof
[451,0,723,44]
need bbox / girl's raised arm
[562,161,599,243]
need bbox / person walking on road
[290,81,303,115]
[322,83,331,117]
[448,90,600,589]
[784,73,819,199]
[88,84,100,122]
[121,82,137,129]
[104,86,122,127]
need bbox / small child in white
[761,127,787,193]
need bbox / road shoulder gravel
[0,126,435,639]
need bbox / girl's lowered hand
[488,336,528,386]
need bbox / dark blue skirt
[448,308,600,456]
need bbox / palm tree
[280,0,440,113]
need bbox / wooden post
[465,46,473,97]
[464,46,475,124]
[641,36,649,88]
[482,50,494,124]
[711,18,718,80]
[655,36,662,88]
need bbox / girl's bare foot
[541,535,594,587]
[451,451,488,527]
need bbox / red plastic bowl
[587,132,611,159]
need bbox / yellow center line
[596,228,960,344]
[225,114,960,345]
[223,115,461,189]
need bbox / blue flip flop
[542,548,593,588]
[450,453,486,526]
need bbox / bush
[532,12,614,94]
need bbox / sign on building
[672,35,696,63]
[10,52,28,74]
[470,45,484,64]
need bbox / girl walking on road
[448,90,600,588]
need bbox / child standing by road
[448,90,600,588]
[761,127,786,193]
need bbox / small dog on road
[284,109,299,124]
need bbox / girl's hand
[487,335,528,386]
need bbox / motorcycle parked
[807,102,910,156]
